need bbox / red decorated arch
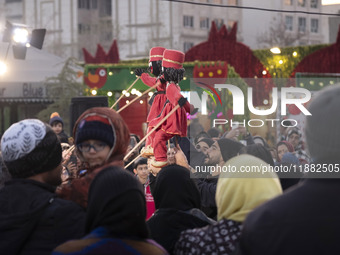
[186,22,273,106]
[291,26,340,77]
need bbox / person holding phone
[57,107,130,208]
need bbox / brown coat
[57,107,130,208]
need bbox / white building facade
[0,0,338,61]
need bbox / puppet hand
[178,97,187,107]
[191,108,198,115]
[134,68,145,77]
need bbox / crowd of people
[0,84,339,255]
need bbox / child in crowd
[49,112,69,143]
[134,157,155,220]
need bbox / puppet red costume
[148,49,188,168]
[135,47,167,152]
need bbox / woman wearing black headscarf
[53,166,167,255]
[147,164,215,254]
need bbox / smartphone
[69,154,78,166]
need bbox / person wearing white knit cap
[0,119,85,255]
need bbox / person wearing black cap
[53,166,167,255]
[195,138,214,156]
[0,119,85,255]
[193,138,245,219]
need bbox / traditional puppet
[134,47,167,156]
[148,49,189,168]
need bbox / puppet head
[162,49,185,84]
[148,47,166,77]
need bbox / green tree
[36,57,85,134]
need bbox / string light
[270,47,281,54]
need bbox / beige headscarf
[216,154,282,222]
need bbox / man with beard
[0,119,85,255]
[192,138,244,219]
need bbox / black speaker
[69,96,108,135]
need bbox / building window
[298,0,305,7]
[78,23,91,34]
[298,17,306,33]
[92,24,99,34]
[311,18,319,33]
[299,40,307,46]
[285,16,293,31]
[310,0,318,8]
[184,42,194,52]
[200,17,210,29]
[99,0,111,16]
[284,0,292,5]
[183,16,194,28]
[91,0,97,9]
[78,0,90,9]
[213,18,224,29]
[5,15,23,20]
[99,20,112,41]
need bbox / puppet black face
[148,61,162,77]
[163,67,185,84]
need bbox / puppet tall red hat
[149,47,166,62]
[162,49,185,69]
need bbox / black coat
[57,131,69,144]
[148,165,215,254]
[237,177,340,255]
[0,179,85,255]
[193,176,218,219]
[147,208,214,254]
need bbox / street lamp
[2,20,46,60]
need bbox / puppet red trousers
[140,73,167,147]
[149,82,187,163]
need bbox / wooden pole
[124,154,141,169]
[111,76,140,109]
[124,104,180,161]
[117,83,158,113]
[65,145,75,155]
